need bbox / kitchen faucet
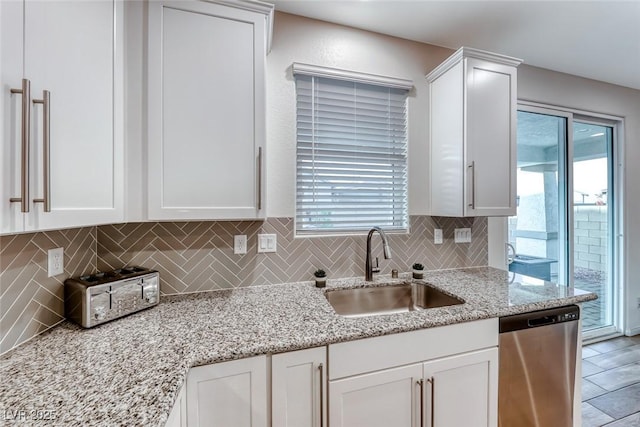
[365,226,392,281]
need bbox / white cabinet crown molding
[207,0,274,52]
[426,46,523,82]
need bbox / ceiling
[271,0,640,91]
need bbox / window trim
[292,62,413,90]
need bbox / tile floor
[582,335,640,426]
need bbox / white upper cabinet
[427,47,522,217]
[147,0,272,221]
[1,0,124,234]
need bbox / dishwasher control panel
[558,311,579,322]
[499,304,580,333]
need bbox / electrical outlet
[48,247,64,277]
[434,229,443,244]
[257,234,277,253]
[454,228,472,243]
[234,235,247,255]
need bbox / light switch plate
[257,234,277,253]
[454,228,472,243]
[48,247,64,277]
[434,229,443,244]
[234,235,247,254]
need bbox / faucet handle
[372,257,381,273]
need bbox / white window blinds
[294,66,410,235]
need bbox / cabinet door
[464,57,517,216]
[329,363,422,427]
[429,60,465,218]
[147,1,266,220]
[166,384,186,427]
[186,356,267,427]
[23,0,124,231]
[0,0,25,233]
[272,347,326,427]
[422,347,498,427]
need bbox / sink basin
[325,282,464,318]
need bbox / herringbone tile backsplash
[97,216,487,294]
[0,216,486,354]
[0,228,96,354]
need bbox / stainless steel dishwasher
[498,305,580,427]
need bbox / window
[293,63,411,235]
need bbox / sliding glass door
[573,121,615,333]
[510,105,619,337]
[509,108,569,285]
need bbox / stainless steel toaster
[64,267,160,328]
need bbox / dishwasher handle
[528,315,556,327]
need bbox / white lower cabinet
[186,355,267,427]
[423,348,498,427]
[174,319,499,427]
[166,384,186,427]
[328,318,499,427]
[329,363,422,427]
[329,349,498,427]
[272,347,327,427]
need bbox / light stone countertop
[0,267,596,426]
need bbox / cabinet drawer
[328,318,498,379]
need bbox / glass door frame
[515,101,625,341]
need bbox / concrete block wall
[574,206,608,271]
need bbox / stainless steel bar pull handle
[318,363,324,427]
[257,146,263,210]
[9,78,31,213]
[427,377,435,427]
[468,161,475,209]
[33,90,51,212]
[417,379,425,427]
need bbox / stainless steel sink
[325,282,464,317]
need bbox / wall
[0,217,486,354]
[0,228,96,354]
[2,5,635,354]
[97,217,486,295]
[0,7,492,356]
[124,9,455,219]
[266,12,452,217]
[574,206,608,272]
[121,8,640,334]
[492,65,640,335]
